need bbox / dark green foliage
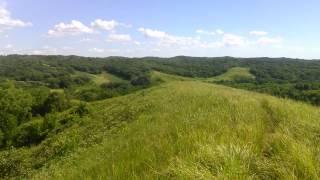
[0,55,100,88]
[27,87,50,115]
[42,113,58,132]
[0,130,4,147]
[74,103,91,117]
[14,120,43,147]
[103,59,150,80]
[42,92,71,113]
[0,83,72,148]
[0,83,33,146]
[103,59,152,86]
[131,76,151,86]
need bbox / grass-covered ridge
[208,67,255,82]
[30,79,320,179]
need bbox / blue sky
[0,0,319,58]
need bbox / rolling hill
[1,56,320,179]
[207,67,255,82]
[7,74,317,179]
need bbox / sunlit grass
[73,70,126,85]
[207,67,255,82]
[33,78,320,179]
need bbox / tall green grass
[33,81,320,179]
[207,67,255,82]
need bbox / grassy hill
[72,71,126,85]
[17,76,318,179]
[207,67,255,82]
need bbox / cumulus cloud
[222,33,246,47]
[139,27,252,49]
[107,33,132,42]
[216,29,224,35]
[250,30,268,36]
[30,46,58,55]
[138,27,285,54]
[138,28,168,39]
[91,19,130,32]
[91,19,119,31]
[138,27,203,47]
[48,20,94,37]
[196,29,225,36]
[0,6,32,31]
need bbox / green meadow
[32,76,320,179]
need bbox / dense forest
[1,55,320,105]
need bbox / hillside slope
[32,80,320,179]
[207,67,255,82]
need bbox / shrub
[14,120,43,147]
[42,92,71,113]
[42,113,58,132]
[0,130,4,147]
[74,103,91,117]
[131,76,151,86]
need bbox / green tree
[0,129,4,147]
[0,83,33,146]
[42,92,70,113]
[14,120,43,147]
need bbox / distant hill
[0,55,320,105]
[207,67,255,82]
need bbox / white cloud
[222,33,246,47]
[91,19,131,31]
[216,29,224,35]
[196,29,215,36]
[250,30,268,36]
[48,20,94,37]
[4,44,13,49]
[91,19,118,31]
[257,37,282,45]
[89,48,104,53]
[138,28,168,39]
[32,50,44,55]
[0,6,32,31]
[195,29,224,36]
[107,33,132,42]
[28,46,58,55]
[138,27,204,48]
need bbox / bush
[42,113,58,132]
[74,103,91,117]
[131,76,151,86]
[42,92,71,113]
[0,130,4,147]
[14,120,43,147]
